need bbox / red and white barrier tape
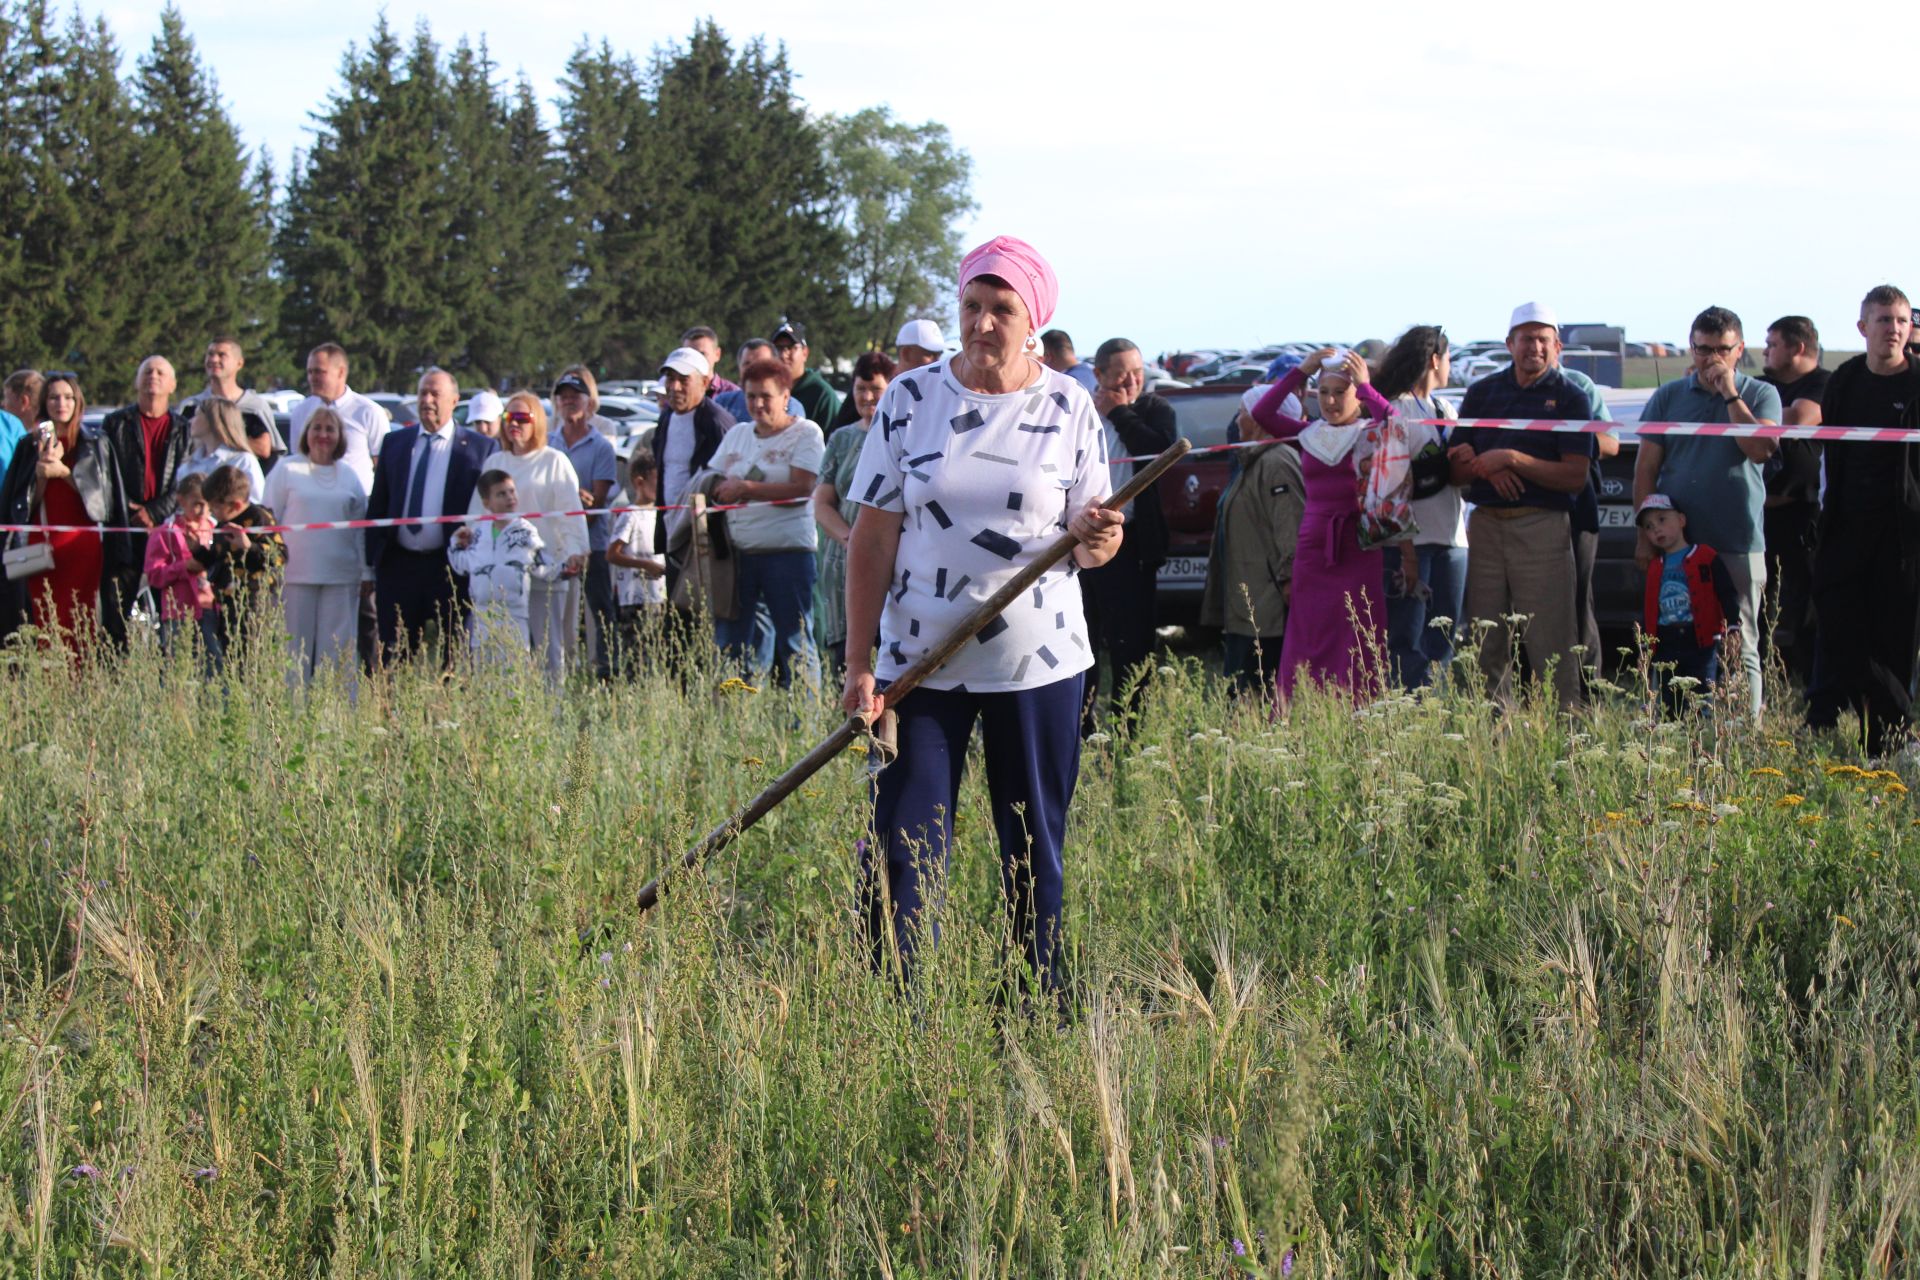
[4,417,1912,534]
[0,496,809,537]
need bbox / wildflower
[716,676,760,695]
[598,976,611,990]
[1230,1239,1247,1257]
[191,1166,217,1182]
[742,756,765,767]
[1211,1135,1229,1151]
[1826,764,1866,778]
[1886,781,1910,796]
[1835,914,1856,929]
[1748,767,1785,779]
[1428,615,1453,631]
[1775,794,1805,808]
[1798,813,1823,825]
[1604,811,1629,822]
[847,741,869,756]
[597,951,613,965]
[1770,737,1794,748]
[1443,732,1466,741]
[69,1164,100,1180]
[549,804,564,817]
[1086,731,1111,746]
[1711,803,1742,818]
[1282,1249,1296,1277]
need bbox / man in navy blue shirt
[1450,302,1597,710]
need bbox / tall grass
[1,620,1916,1276]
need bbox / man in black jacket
[100,354,191,646]
[1080,337,1178,736]
[1808,284,1920,755]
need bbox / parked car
[1147,385,1259,620]
[1592,387,1655,641]
[366,392,415,427]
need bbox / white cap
[659,346,712,379]
[895,319,945,351]
[1241,385,1302,422]
[466,389,504,422]
[1508,301,1559,333]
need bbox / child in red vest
[1638,493,1741,702]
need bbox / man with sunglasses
[1632,306,1781,720]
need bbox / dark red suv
[1144,385,1253,619]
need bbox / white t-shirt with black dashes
[849,356,1110,693]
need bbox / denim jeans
[1385,544,1468,689]
[714,549,818,688]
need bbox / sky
[98,0,1919,359]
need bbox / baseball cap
[553,372,592,396]
[770,318,807,346]
[466,389,503,423]
[896,319,944,351]
[1635,493,1679,525]
[1508,301,1559,334]
[658,346,712,379]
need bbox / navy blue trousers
[862,672,1085,995]
[374,548,463,665]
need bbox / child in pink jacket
[142,472,221,663]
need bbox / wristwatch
[1722,393,1740,406]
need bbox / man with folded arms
[1450,302,1597,710]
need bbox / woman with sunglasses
[0,373,131,654]
[466,392,588,676]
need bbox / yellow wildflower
[1769,738,1794,748]
[1826,764,1865,778]
[1748,767,1785,779]
[716,676,761,695]
[1886,781,1909,797]
[1869,768,1902,781]
[1798,813,1824,825]
[1604,811,1629,822]
[847,741,869,756]
[1775,794,1805,808]
[1835,914,1856,929]
[742,756,765,767]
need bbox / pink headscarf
[958,235,1059,330]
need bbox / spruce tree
[277,17,456,389]
[555,40,650,375]
[132,4,276,378]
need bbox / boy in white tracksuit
[449,470,561,659]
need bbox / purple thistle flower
[191,1166,217,1181]
[69,1163,100,1180]
[1281,1246,1295,1276]
[1231,1238,1247,1257]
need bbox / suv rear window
[1165,389,1250,449]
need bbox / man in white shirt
[363,368,495,663]
[290,342,389,485]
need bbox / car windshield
[1166,391,1248,449]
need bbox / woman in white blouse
[842,235,1123,1005]
[263,406,367,689]
[467,391,587,677]
[178,397,266,503]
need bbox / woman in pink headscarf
[841,235,1125,1008]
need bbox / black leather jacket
[100,405,191,524]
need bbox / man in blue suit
[365,368,495,664]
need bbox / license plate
[1598,505,1636,528]
[1160,555,1208,584]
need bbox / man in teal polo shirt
[1632,305,1781,720]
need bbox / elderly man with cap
[843,233,1122,1006]
[895,319,945,372]
[1449,302,1599,711]
[464,389,504,440]
[651,344,737,563]
[770,319,842,428]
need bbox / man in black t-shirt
[1808,286,1920,755]
[1759,315,1830,683]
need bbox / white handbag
[3,537,54,581]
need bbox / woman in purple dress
[1247,348,1392,702]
